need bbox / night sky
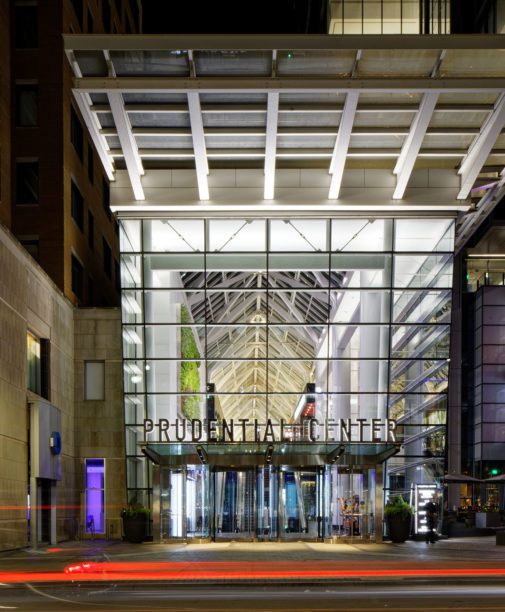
[140,0,328,34]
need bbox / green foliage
[384,495,414,520]
[180,305,201,420]
[121,505,151,519]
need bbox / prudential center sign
[143,417,398,444]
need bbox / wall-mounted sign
[50,431,62,455]
[143,417,397,444]
[415,484,437,534]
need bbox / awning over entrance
[142,441,400,467]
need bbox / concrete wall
[0,222,77,550]
[74,308,126,540]
[0,221,125,550]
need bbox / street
[2,582,505,611]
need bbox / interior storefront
[120,216,453,542]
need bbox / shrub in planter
[121,506,150,543]
[384,495,413,543]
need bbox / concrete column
[359,273,382,420]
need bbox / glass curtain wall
[120,217,454,512]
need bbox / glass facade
[120,216,454,539]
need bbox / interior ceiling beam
[63,33,505,51]
[102,126,485,137]
[92,102,496,114]
[264,92,279,200]
[187,92,210,200]
[457,93,505,200]
[329,91,359,199]
[393,92,439,200]
[107,91,144,199]
[74,76,505,93]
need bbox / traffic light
[491,468,500,476]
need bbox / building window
[27,332,49,399]
[70,0,83,30]
[87,142,94,184]
[71,254,84,300]
[16,161,39,204]
[102,0,111,32]
[14,4,38,48]
[84,361,105,400]
[88,211,94,248]
[15,84,38,127]
[71,180,84,230]
[85,458,105,534]
[88,275,95,304]
[71,106,84,161]
[19,237,39,261]
[115,259,121,291]
[103,238,112,279]
[102,178,111,219]
[87,7,94,32]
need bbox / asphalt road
[2,582,505,611]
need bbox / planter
[386,515,412,543]
[122,516,148,543]
[476,512,501,528]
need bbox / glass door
[327,465,376,540]
[278,468,321,540]
[214,469,256,540]
[160,466,210,540]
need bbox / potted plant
[121,505,150,543]
[384,495,413,543]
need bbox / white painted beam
[73,91,115,181]
[66,50,115,181]
[187,92,209,201]
[328,91,359,199]
[107,91,144,200]
[457,93,505,200]
[393,92,439,200]
[264,92,279,200]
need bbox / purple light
[85,459,104,533]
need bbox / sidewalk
[0,537,504,584]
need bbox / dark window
[20,238,39,261]
[129,0,139,29]
[16,161,39,204]
[15,5,38,48]
[71,254,84,300]
[70,0,83,29]
[103,238,112,279]
[71,106,84,161]
[15,84,38,127]
[88,211,94,248]
[114,259,120,291]
[102,0,111,32]
[102,177,111,219]
[71,180,84,230]
[87,142,94,184]
[27,332,50,399]
[88,276,94,304]
[114,219,119,237]
[87,7,94,32]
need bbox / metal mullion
[326,219,332,423]
[266,219,270,421]
[204,219,209,418]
